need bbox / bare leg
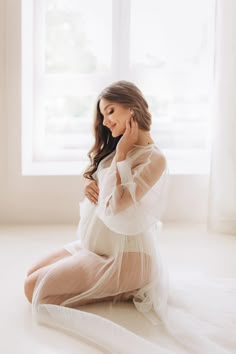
[24,245,83,303]
[24,264,53,303]
[30,251,151,306]
[26,247,75,276]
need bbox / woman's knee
[26,248,72,277]
[24,275,35,303]
[24,264,52,303]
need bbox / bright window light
[21,0,216,175]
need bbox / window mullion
[112,0,131,79]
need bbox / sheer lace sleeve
[96,146,169,235]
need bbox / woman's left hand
[116,117,139,161]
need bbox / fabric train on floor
[31,145,236,353]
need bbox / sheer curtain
[208,0,236,234]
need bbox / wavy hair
[83,80,152,180]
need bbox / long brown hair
[83,80,152,180]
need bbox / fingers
[85,180,99,204]
[121,116,138,147]
[86,192,98,204]
[85,180,99,193]
[129,116,138,136]
[125,115,137,134]
[90,181,99,196]
[128,116,137,127]
[125,116,131,133]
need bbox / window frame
[21,0,214,176]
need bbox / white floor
[1,223,236,354]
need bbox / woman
[24,81,236,354]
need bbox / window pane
[131,0,213,73]
[130,0,215,170]
[23,0,215,174]
[45,0,112,74]
[43,94,95,154]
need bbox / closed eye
[108,109,114,115]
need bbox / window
[22,0,216,175]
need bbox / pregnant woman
[24,81,236,354]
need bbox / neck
[135,130,154,146]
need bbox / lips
[109,124,116,131]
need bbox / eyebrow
[100,103,114,115]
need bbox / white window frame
[22,0,214,176]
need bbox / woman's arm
[96,148,168,235]
[96,115,168,234]
[105,151,167,213]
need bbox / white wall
[0,0,209,224]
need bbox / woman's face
[99,98,132,137]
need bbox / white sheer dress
[31,144,236,354]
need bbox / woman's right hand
[84,179,99,204]
[116,116,139,161]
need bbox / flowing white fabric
[32,144,236,354]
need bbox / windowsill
[21,160,210,176]
[21,161,86,176]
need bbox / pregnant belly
[78,199,154,257]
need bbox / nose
[102,115,110,127]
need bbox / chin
[111,127,125,138]
[111,131,120,138]
[111,130,120,138]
